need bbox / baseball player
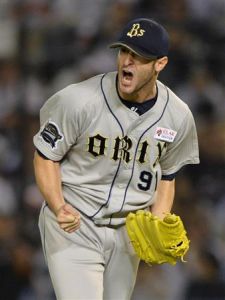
[33,18,199,300]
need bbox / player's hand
[56,203,81,233]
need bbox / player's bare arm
[33,151,80,233]
[150,179,175,219]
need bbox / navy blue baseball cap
[109,18,169,59]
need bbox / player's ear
[155,56,168,73]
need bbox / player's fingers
[59,215,81,229]
[56,204,80,220]
[63,203,80,217]
[57,214,74,223]
[58,211,80,223]
[64,223,80,233]
[59,217,80,227]
[62,220,81,232]
[59,218,80,228]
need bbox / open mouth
[123,70,133,79]
[122,70,133,80]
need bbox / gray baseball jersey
[33,71,199,226]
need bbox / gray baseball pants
[39,204,140,300]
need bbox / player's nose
[123,51,134,65]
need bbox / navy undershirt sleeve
[161,173,177,181]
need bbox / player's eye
[120,47,129,54]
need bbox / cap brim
[109,42,158,60]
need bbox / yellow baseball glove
[126,210,190,265]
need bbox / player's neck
[136,83,157,103]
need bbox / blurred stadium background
[0,0,225,299]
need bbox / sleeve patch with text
[40,121,63,148]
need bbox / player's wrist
[52,202,66,216]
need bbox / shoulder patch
[40,121,63,148]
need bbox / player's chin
[118,80,136,96]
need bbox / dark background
[0,1,225,299]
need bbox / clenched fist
[56,203,81,233]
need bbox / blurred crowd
[0,0,225,299]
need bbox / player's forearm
[33,151,65,215]
[150,179,175,219]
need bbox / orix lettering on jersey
[87,133,167,166]
[40,120,169,168]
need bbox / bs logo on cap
[127,23,145,38]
